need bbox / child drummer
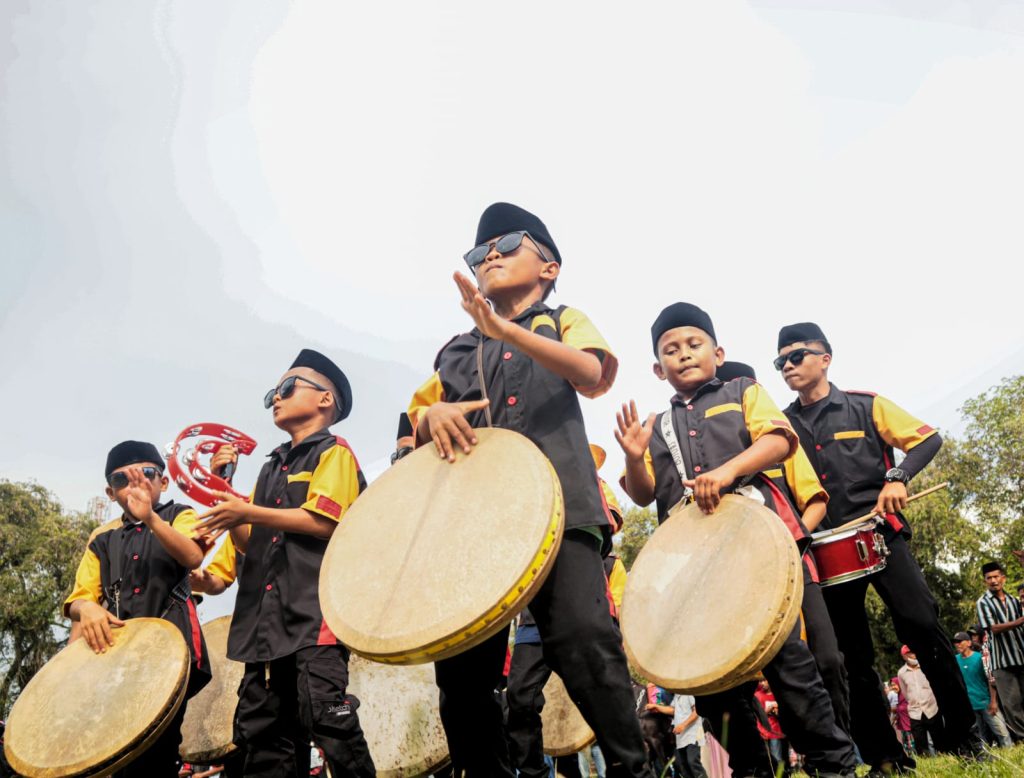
[408,202,652,777]
[64,440,212,777]
[197,349,375,777]
[616,303,857,777]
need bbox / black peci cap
[651,303,716,356]
[475,203,561,264]
[290,349,353,423]
[105,441,165,478]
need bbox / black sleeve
[899,432,942,480]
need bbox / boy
[776,322,981,764]
[197,349,375,777]
[616,302,856,777]
[954,631,1012,747]
[64,441,212,777]
[408,202,651,777]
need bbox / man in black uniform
[198,349,375,777]
[775,322,982,768]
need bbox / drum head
[5,618,190,778]
[319,428,564,664]
[348,655,449,777]
[622,495,802,695]
[180,615,244,762]
[542,672,595,757]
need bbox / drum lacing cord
[476,338,493,428]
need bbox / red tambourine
[165,422,258,507]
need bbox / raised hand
[454,272,510,340]
[614,401,656,462]
[210,444,238,478]
[124,466,158,523]
[423,399,491,462]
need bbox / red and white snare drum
[810,519,890,587]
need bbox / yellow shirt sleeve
[872,395,937,452]
[302,443,363,523]
[407,372,446,436]
[64,548,103,616]
[618,448,656,492]
[170,508,212,553]
[557,307,618,398]
[608,557,627,610]
[205,534,237,585]
[783,445,828,513]
[742,382,799,459]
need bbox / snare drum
[348,654,450,777]
[319,428,564,664]
[542,671,595,757]
[809,520,889,587]
[180,615,244,763]
[621,495,803,695]
[4,618,190,778]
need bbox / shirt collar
[270,427,333,460]
[472,301,553,337]
[785,382,844,415]
[670,378,723,406]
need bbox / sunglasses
[107,466,162,490]
[773,347,826,371]
[264,375,333,410]
[463,231,546,269]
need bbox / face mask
[907,658,919,667]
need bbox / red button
[272,536,279,543]
[133,587,141,594]
[132,554,139,561]
[503,351,512,360]
[275,498,282,505]
[265,584,273,591]
[689,430,697,437]
[686,405,693,411]
[821,474,828,481]
[507,396,517,406]
[281,465,288,471]
[815,444,822,451]
[694,466,702,473]
[136,527,143,533]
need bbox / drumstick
[833,482,950,532]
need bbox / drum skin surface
[180,616,244,762]
[541,672,595,757]
[621,495,803,695]
[5,618,190,778]
[347,655,450,777]
[319,428,564,664]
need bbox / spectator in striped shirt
[977,561,1024,741]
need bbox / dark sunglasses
[773,347,825,371]
[107,466,162,489]
[264,375,333,409]
[463,231,546,269]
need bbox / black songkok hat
[290,349,353,423]
[982,561,1004,575]
[778,322,831,352]
[396,413,413,440]
[475,203,562,264]
[651,303,716,356]
[105,440,165,478]
[717,361,757,382]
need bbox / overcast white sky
[2,0,1023,620]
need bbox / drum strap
[659,411,694,504]
[476,338,493,428]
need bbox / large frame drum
[4,618,190,778]
[621,495,803,695]
[179,616,244,763]
[541,672,595,757]
[319,428,564,664]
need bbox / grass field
[880,745,1024,777]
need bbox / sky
[1,1,1023,620]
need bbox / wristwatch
[884,467,909,484]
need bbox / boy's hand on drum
[210,444,238,478]
[423,400,490,462]
[78,600,124,654]
[684,464,737,514]
[874,481,908,517]
[614,401,656,462]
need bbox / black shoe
[867,755,917,776]
[954,737,990,763]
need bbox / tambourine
[165,422,257,507]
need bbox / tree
[617,504,658,570]
[0,481,96,716]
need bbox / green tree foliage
[0,481,96,716]
[618,504,658,570]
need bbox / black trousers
[822,534,976,764]
[675,743,707,778]
[233,644,375,777]
[696,621,856,776]
[435,531,652,778]
[115,703,186,778]
[910,712,944,755]
[803,572,852,738]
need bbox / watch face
[885,467,908,483]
